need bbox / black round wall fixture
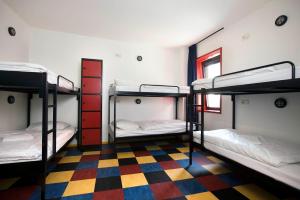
[274,98,287,108]
[7,96,15,104]
[8,27,16,36]
[135,99,141,104]
[137,56,143,62]
[275,15,288,26]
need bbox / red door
[82,95,101,111]
[82,78,101,94]
[82,112,101,128]
[82,129,101,145]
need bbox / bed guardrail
[212,61,295,88]
[57,75,75,90]
[139,84,180,93]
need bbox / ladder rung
[48,105,54,108]
[47,129,54,134]
[191,122,201,126]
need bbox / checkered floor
[0,140,299,200]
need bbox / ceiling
[5,0,271,47]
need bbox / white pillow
[112,120,140,130]
[2,134,34,143]
[26,121,70,131]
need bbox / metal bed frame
[188,61,300,166]
[0,70,81,200]
[108,84,190,143]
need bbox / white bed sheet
[0,62,75,90]
[194,138,300,189]
[192,65,300,89]
[111,120,187,138]
[0,126,76,164]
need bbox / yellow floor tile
[98,159,119,168]
[186,192,219,200]
[117,152,135,159]
[177,147,189,153]
[63,179,96,197]
[165,168,193,181]
[0,178,19,190]
[58,156,81,164]
[83,150,101,156]
[207,156,224,164]
[202,164,231,175]
[169,153,189,160]
[234,184,279,200]
[121,173,148,188]
[46,171,74,184]
[136,156,156,164]
[145,146,161,151]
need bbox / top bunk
[192,61,300,95]
[109,80,190,97]
[0,62,79,95]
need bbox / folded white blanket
[2,134,34,143]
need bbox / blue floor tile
[140,163,162,173]
[124,185,154,200]
[46,183,68,199]
[97,167,120,178]
[175,179,207,195]
[76,161,98,170]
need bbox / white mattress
[109,80,189,94]
[111,120,187,138]
[0,126,76,164]
[192,65,300,89]
[193,129,300,189]
[0,62,75,90]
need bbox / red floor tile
[134,151,151,157]
[119,164,142,175]
[197,175,230,191]
[150,181,182,200]
[0,185,36,200]
[93,188,124,200]
[71,168,97,181]
[81,155,100,162]
[159,160,181,170]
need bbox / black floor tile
[144,171,171,184]
[95,176,122,191]
[212,188,249,200]
[118,158,138,166]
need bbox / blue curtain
[187,44,197,85]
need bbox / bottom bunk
[0,122,76,164]
[193,129,300,190]
[109,119,188,141]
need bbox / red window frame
[196,48,222,113]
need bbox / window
[196,48,222,113]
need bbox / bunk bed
[0,62,81,200]
[108,81,190,143]
[189,61,300,190]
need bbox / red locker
[82,112,101,128]
[82,60,102,77]
[82,129,101,145]
[81,58,102,148]
[82,78,101,94]
[82,95,101,111]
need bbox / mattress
[193,129,300,189]
[0,62,75,90]
[192,65,300,89]
[0,126,76,164]
[111,119,187,138]
[109,80,189,94]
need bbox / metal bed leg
[27,93,32,127]
[113,95,117,144]
[188,88,193,165]
[41,73,48,200]
[232,95,236,129]
[77,90,81,149]
[200,90,205,150]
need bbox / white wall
[29,28,187,142]
[196,0,300,143]
[0,0,30,130]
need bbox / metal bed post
[175,97,179,119]
[113,94,117,143]
[188,87,194,165]
[232,95,236,129]
[108,96,111,143]
[200,89,205,150]
[27,93,33,127]
[52,86,57,156]
[40,73,48,200]
[77,89,81,149]
[185,95,188,135]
